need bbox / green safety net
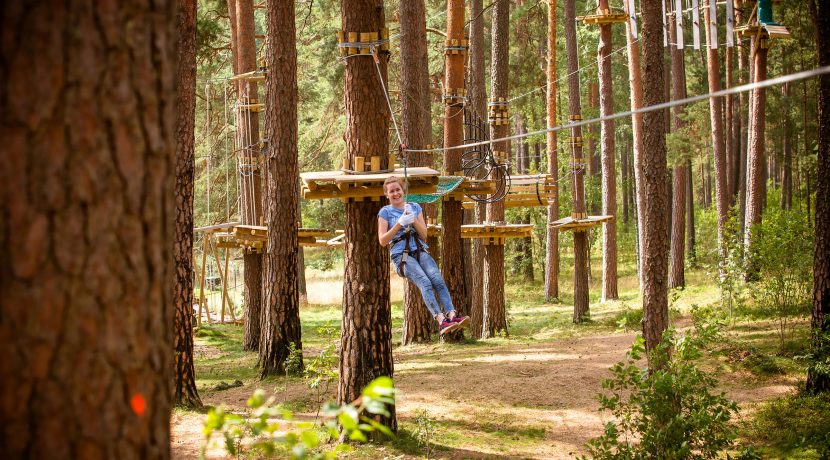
[406,176,465,203]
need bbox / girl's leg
[392,253,443,318]
[416,253,457,316]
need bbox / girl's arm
[378,217,401,246]
[412,211,428,241]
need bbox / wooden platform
[463,174,556,209]
[734,23,790,40]
[549,215,614,232]
[578,9,628,25]
[196,223,341,250]
[443,177,497,201]
[301,167,440,200]
[461,223,533,245]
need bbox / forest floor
[171,262,812,459]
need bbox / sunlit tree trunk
[639,0,670,359]
[467,0,487,338]
[338,0,396,432]
[441,0,468,331]
[807,0,830,394]
[174,0,202,408]
[483,0,509,337]
[260,0,303,377]
[598,0,618,301]
[565,0,590,321]
[0,1,177,455]
[234,0,264,351]
[544,0,561,302]
[668,11,686,289]
[704,5,730,271]
[744,40,769,279]
[400,0,434,344]
[781,64,793,211]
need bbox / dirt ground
[171,328,796,459]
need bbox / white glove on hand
[404,203,414,215]
[398,210,416,226]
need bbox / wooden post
[200,234,212,324]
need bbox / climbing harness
[390,226,427,277]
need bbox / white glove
[398,210,415,226]
[404,203,414,215]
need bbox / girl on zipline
[378,176,469,335]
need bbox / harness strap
[392,227,426,276]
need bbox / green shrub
[202,376,396,459]
[744,391,830,458]
[585,323,738,459]
[748,207,812,350]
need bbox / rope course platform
[460,223,533,246]
[734,23,790,40]
[577,8,628,25]
[549,215,614,232]
[229,69,268,82]
[194,223,341,251]
[300,167,440,201]
[464,174,556,209]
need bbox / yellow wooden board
[550,215,613,232]
[460,223,533,239]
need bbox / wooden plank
[726,0,734,47]
[675,0,684,49]
[692,0,701,49]
[709,0,718,49]
[194,221,239,233]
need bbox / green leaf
[247,389,266,408]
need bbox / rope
[404,64,830,154]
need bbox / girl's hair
[383,176,404,193]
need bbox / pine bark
[744,44,769,278]
[807,0,830,394]
[483,0,509,338]
[686,159,696,261]
[668,9,686,289]
[468,0,487,337]
[400,0,435,344]
[781,72,793,210]
[234,0,264,351]
[441,0,468,327]
[725,45,736,203]
[545,0,561,302]
[174,0,202,408]
[623,0,647,285]
[338,0,396,432]
[598,0,618,301]
[565,0,590,322]
[0,1,177,456]
[639,0,670,357]
[260,0,303,377]
[704,5,730,268]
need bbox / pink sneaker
[439,319,459,335]
[449,314,470,329]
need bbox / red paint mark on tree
[130,394,146,416]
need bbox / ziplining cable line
[402,65,830,155]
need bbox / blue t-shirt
[378,203,429,256]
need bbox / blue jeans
[391,251,456,318]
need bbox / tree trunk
[338,0,396,432]
[639,0,670,359]
[234,0,264,351]
[807,0,830,394]
[621,134,630,226]
[260,0,303,377]
[441,0,468,332]
[598,0,618,301]
[703,4,730,271]
[467,0,487,338]
[483,0,509,337]
[623,0,647,286]
[782,67,793,210]
[544,0,561,302]
[744,42,769,279]
[668,11,686,290]
[726,45,736,204]
[565,0,590,322]
[686,158,696,262]
[0,1,177,456]
[400,0,435,344]
[174,0,202,409]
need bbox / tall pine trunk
[598,0,618,301]
[483,0,509,337]
[0,1,177,455]
[260,0,303,377]
[744,41,769,279]
[174,0,202,408]
[807,0,830,394]
[400,0,435,344]
[668,11,686,289]
[467,0,487,337]
[234,0,264,351]
[545,0,561,302]
[639,0,670,359]
[338,0,396,432]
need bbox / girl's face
[384,181,404,206]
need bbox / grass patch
[742,391,830,459]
